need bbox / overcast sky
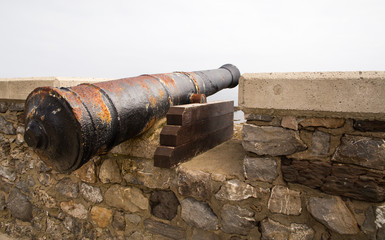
[1,0,384,104]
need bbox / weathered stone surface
[90,206,112,228]
[290,223,315,240]
[192,229,220,240]
[323,164,385,202]
[307,196,359,234]
[260,218,290,240]
[105,185,148,212]
[215,179,258,201]
[268,186,301,215]
[56,178,79,198]
[112,211,126,231]
[15,134,23,144]
[60,200,88,219]
[312,131,330,156]
[63,216,81,234]
[0,116,16,135]
[242,124,307,156]
[299,118,345,128]
[0,192,6,210]
[8,102,24,112]
[47,217,68,238]
[177,168,212,200]
[246,114,273,122]
[0,178,12,193]
[281,158,331,188]
[375,205,385,228]
[144,218,186,240]
[354,120,385,132]
[127,231,151,240]
[126,213,142,225]
[332,135,385,171]
[282,158,385,202]
[181,197,218,230]
[0,101,8,113]
[221,204,256,235]
[150,190,179,221]
[0,166,16,182]
[135,159,174,189]
[80,182,103,203]
[73,159,97,183]
[360,206,377,236]
[243,156,278,183]
[281,116,298,130]
[38,173,54,186]
[99,158,122,183]
[36,189,57,208]
[7,188,33,222]
[15,177,34,194]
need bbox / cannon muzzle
[24,64,240,172]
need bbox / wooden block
[166,101,233,126]
[160,112,233,146]
[154,124,233,168]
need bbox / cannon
[24,64,240,172]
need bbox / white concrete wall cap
[0,77,111,100]
[239,71,385,120]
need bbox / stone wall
[1,73,385,240]
[241,114,385,239]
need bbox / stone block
[307,196,359,234]
[260,218,290,240]
[281,116,298,130]
[268,186,302,215]
[242,124,307,156]
[299,118,345,128]
[55,178,79,198]
[143,219,186,240]
[243,156,278,183]
[105,185,148,212]
[79,183,103,203]
[0,101,8,113]
[333,135,385,171]
[72,159,97,183]
[221,204,256,235]
[6,188,33,222]
[177,168,212,200]
[192,229,220,240]
[311,131,330,156]
[354,120,385,132]
[60,200,88,220]
[125,213,141,225]
[99,158,122,184]
[90,206,112,228]
[215,179,258,201]
[245,114,273,122]
[181,197,218,230]
[0,116,16,135]
[112,211,126,231]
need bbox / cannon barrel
[24,64,240,172]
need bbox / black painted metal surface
[24,64,240,172]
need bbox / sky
[1,0,385,105]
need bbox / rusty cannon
[24,64,240,172]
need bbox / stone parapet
[0,77,110,100]
[239,71,385,120]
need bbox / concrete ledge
[239,71,385,120]
[0,77,111,100]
